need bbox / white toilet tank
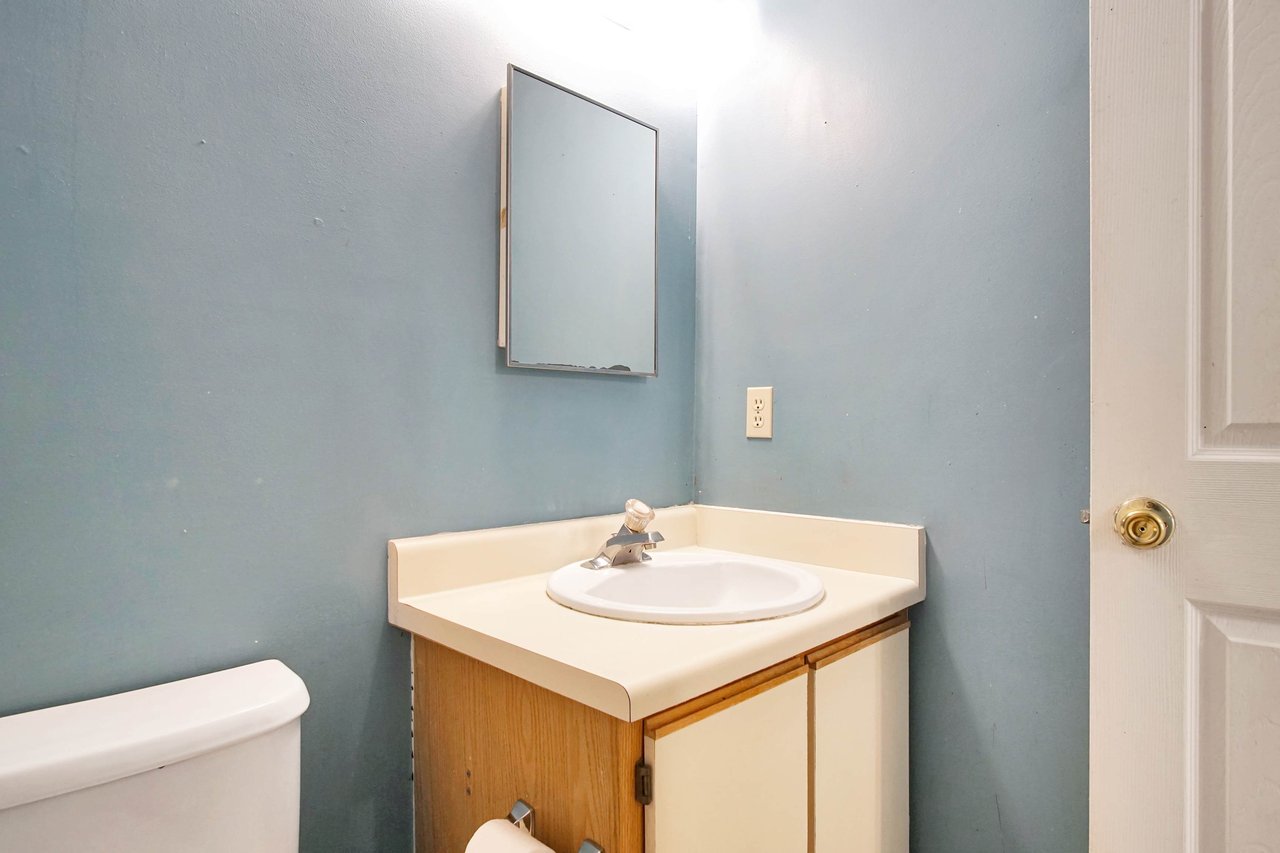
[0,660,310,853]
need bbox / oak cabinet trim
[641,610,910,739]
[644,664,808,740]
[805,611,910,670]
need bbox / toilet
[0,660,310,852]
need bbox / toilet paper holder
[506,800,535,835]
[503,799,604,853]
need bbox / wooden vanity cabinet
[413,613,909,853]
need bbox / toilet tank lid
[0,659,309,811]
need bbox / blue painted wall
[694,2,1089,851]
[0,2,696,850]
[4,0,1089,848]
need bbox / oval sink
[546,550,825,625]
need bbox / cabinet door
[644,665,808,853]
[811,625,909,853]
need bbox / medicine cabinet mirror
[498,65,658,376]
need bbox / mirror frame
[499,64,660,377]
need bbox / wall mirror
[498,65,658,376]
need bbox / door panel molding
[1192,0,1280,457]
[1186,602,1280,851]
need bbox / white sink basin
[546,550,826,625]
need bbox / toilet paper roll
[464,819,554,853]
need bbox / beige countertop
[389,505,925,721]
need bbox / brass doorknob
[1113,498,1175,549]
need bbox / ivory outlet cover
[746,386,773,439]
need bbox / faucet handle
[623,499,656,532]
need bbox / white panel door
[812,627,909,853]
[1091,0,1280,850]
[645,669,808,853]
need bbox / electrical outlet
[746,386,773,439]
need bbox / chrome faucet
[582,499,665,569]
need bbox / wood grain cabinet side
[413,640,644,853]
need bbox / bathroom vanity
[388,505,924,853]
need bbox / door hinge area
[634,762,652,805]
